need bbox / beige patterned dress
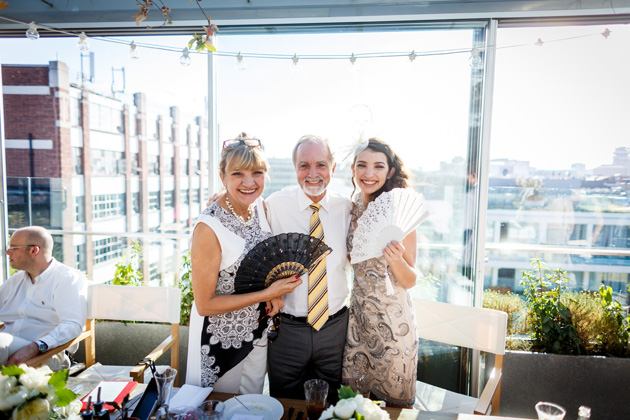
[342,200,418,407]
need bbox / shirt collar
[32,258,57,284]
[297,186,330,213]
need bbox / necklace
[225,195,254,227]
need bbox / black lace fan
[233,233,332,294]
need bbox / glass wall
[215,24,488,308]
[487,23,630,301]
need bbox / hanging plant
[132,0,173,26]
[188,17,218,52]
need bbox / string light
[236,52,246,71]
[180,48,191,66]
[77,32,89,51]
[2,16,622,69]
[26,22,39,41]
[129,41,139,59]
[469,47,482,68]
[291,53,302,73]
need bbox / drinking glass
[535,401,566,420]
[196,399,225,420]
[155,368,178,408]
[167,406,197,420]
[304,379,329,420]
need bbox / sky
[1,23,629,173]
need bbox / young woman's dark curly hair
[351,137,410,201]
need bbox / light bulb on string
[601,28,611,39]
[408,50,417,63]
[535,38,544,47]
[291,54,303,73]
[129,41,139,59]
[77,32,89,51]
[347,53,359,73]
[469,47,482,68]
[26,22,39,41]
[236,52,246,71]
[180,48,191,67]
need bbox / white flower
[12,398,50,420]
[333,398,357,420]
[0,376,18,394]
[56,399,83,419]
[0,385,29,411]
[17,364,52,391]
[320,404,335,420]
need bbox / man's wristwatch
[35,340,48,353]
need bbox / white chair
[413,298,508,415]
[31,283,181,386]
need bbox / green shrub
[177,252,194,327]
[482,290,528,336]
[596,285,630,357]
[112,240,143,286]
[521,259,584,355]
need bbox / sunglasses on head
[223,138,262,149]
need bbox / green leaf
[188,38,195,49]
[55,388,77,407]
[338,385,359,400]
[48,369,69,391]
[354,414,365,420]
[1,365,25,376]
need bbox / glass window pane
[488,24,630,302]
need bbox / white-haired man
[265,135,352,401]
[0,226,87,369]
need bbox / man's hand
[6,342,39,366]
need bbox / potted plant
[487,259,630,419]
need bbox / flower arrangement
[0,364,82,420]
[320,387,390,420]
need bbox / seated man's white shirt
[0,258,88,360]
[265,186,352,316]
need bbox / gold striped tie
[307,203,329,330]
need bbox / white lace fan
[351,188,430,294]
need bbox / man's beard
[300,176,327,197]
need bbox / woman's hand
[266,296,285,316]
[266,274,302,299]
[382,232,418,290]
[383,240,405,264]
[205,190,225,207]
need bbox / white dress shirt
[265,186,352,317]
[0,258,88,349]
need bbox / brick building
[2,60,207,283]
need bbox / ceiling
[1,0,629,36]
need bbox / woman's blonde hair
[219,132,269,174]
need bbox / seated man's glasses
[6,244,37,252]
[223,138,261,149]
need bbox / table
[208,392,534,420]
[66,380,533,420]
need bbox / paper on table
[168,384,213,409]
[231,414,264,420]
[83,381,129,402]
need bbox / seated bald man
[0,226,87,369]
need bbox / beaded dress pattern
[199,201,271,387]
[342,198,418,406]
